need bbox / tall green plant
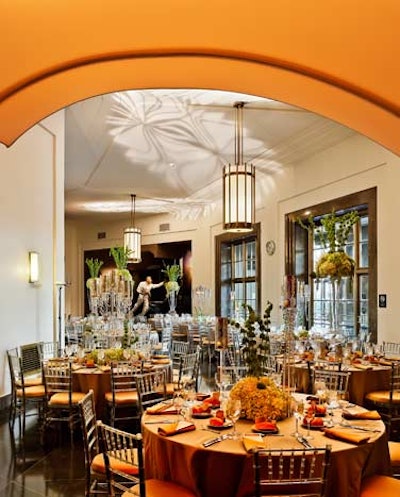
[109,246,132,280]
[233,302,273,378]
[85,258,103,278]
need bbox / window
[216,224,260,318]
[285,189,377,341]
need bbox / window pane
[359,275,369,334]
[246,240,256,277]
[221,262,231,281]
[221,244,231,263]
[234,244,244,278]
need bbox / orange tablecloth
[142,405,390,497]
[292,363,391,405]
[72,361,172,418]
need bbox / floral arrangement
[85,257,103,290]
[162,263,182,295]
[229,376,290,420]
[299,210,359,282]
[233,302,272,377]
[85,347,142,364]
[110,246,132,281]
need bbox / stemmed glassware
[291,398,305,438]
[173,390,185,417]
[303,406,315,440]
[226,399,242,440]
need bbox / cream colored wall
[66,134,400,343]
[0,112,65,397]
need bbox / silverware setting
[296,435,313,449]
[339,422,380,433]
[144,419,175,425]
[203,434,228,447]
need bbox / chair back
[253,446,331,497]
[43,360,73,403]
[383,342,400,359]
[170,340,190,368]
[7,351,22,389]
[136,370,168,414]
[97,421,145,497]
[313,370,351,398]
[39,341,60,361]
[389,362,400,405]
[177,346,201,389]
[110,362,141,397]
[313,360,342,371]
[20,342,42,377]
[218,365,248,384]
[78,390,100,468]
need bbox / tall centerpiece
[162,263,182,314]
[230,302,290,421]
[299,210,359,332]
[86,257,104,314]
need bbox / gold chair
[135,369,168,414]
[7,350,46,435]
[253,446,331,497]
[365,362,400,438]
[360,475,400,496]
[97,420,197,497]
[42,359,85,444]
[78,389,140,496]
[105,362,141,427]
[312,370,351,398]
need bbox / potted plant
[162,263,182,313]
[109,246,133,281]
[85,257,103,296]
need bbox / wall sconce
[29,251,40,284]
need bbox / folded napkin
[352,363,373,370]
[158,421,195,437]
[151,358,170,364]
[342,407,381,420]
[242,435,265,453]
[146,402,177,415]
[324,427,370,444]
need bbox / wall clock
[266,240,276,255]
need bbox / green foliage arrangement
[85,258,103,278]
[162,262,182,294]
[233,301,273,378]
[109,246,132,280]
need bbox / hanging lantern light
[124,194,142,263]
[223,102,255,232]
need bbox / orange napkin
[254,421,277,432]
[158,421,195,437]
[146,402,177,415]
[324,427,370,444]
[242,435,265,452]
[352,363,373,370]
[342,407,381,420]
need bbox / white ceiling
[65,89,355,221]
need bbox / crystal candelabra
[87,269,134,318]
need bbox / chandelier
[223,102,255,232]
[124,194,142,263]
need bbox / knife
[203,434,228,447]
[144,419,175,425]
[297,436,313,449]
[341,424,380,433]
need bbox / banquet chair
[7,350,46,435]
[105,362,142,428]
[218,365,248,384]
[253,446,332,497]
[382,341,400,358]
[20,342,43,381]
[388,441,400,478]
[365,362,400,439]
[170,340,190,369]
[42,359,85,444]
[79,389,140,496]
[97,420,197,497]
[136,369,169,415]
[174,346,201,391]
[360,475,400,496]
[39,341,60,361]
[312,359,342,371]
[312,370,351,399]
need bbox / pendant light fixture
[223,102,255,232]
[124,194,142,263]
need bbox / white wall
[0,112,65,397]
[66,133,400,343]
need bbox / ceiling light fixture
[223,102,255,232]
[124,194,142,263]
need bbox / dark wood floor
[1,361,216,496]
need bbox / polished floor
[0,362,215,497]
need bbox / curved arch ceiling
[0,1,399,153]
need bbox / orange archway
[1,1,399,152]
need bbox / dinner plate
[301,422,324,430]
[196,393,211,401]
[251,424,279,435]
[207,421,233,430]
[191,412,212,419]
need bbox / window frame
[285,188,377,341]
[215,223,261,317]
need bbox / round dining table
[142,398,391,497]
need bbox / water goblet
[173,390,185,417]
[226,399,242,440]
[315,380,327,404]
[291,399,304,438]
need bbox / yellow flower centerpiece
[230,376,289,420]
[231,302,290,420]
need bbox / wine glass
[226,399,242,440]
[97,349,105,365]
[291,399,304,438]
[315,380,327,404]
[173,390,185,417]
